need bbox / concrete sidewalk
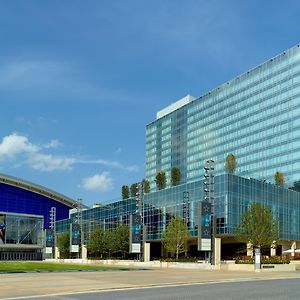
[1,268,300,299]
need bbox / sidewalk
[1,268,300,299]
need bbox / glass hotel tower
[146,44,300,190]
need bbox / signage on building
[45,229,54,254]
[198,201,212,251]
[130,214,141,253]
[70,223,80,253]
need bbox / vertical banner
[45,229,54,254]
[0,214,6,245]
[130,214,141,253]
[70,223,80,253]
[198,201,212,251]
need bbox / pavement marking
[2,276,300,300]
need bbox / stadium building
[0,173,77,260]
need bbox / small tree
[89,227,107,258]
[162,216,190,259]
[236,203,278,252]
[121,185,129,199]
[142,179,150,194]
[225,153,237,174]
[155,171,166,190]
[113,225,129,258]
[130,183,139,198]
[274,171,285,186]
[57,232,70,259]
[171,167,181,186]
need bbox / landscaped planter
[221,261,296,272]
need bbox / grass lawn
[0,261,132,273]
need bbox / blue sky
[1,0,300,206]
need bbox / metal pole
[77,198,83,259]
[50,207,56,258]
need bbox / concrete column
[247,242,253,257]
[270,247,276,257]
[82,245,88,259]
[270,241,276,257]
[144,243,150,262]
[291,241,297,257]
[54,247,59,259]
[214,238,221,267]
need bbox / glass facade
[57,198,137,244]
[0,212,43,246]
[0,182,72,228]
[146,44,300,190]
[57,174,300,242]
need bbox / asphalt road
[4,278,300,300]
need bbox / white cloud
[77,158,139,172]
[26,153,75,172]
[43,139,62,149]
[0,133,72,171]
[82,172,113,192]
[0,133,38,160]
[0,133,138,173]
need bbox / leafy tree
[225,153,237,174]
[142,179,150,194]
[155,171,166,190]
[274,171,285,186]
[130,183,139,198]
[171,167,181,186]
[113,225,129,258]
[57,232,70,259]
[89,227,107,258]
[236,203,278,252]
[104,230,115,257]
[162,216,190,259]
[121,185,129,199]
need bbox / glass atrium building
[56,44,300,258]
[57,174,300,258]
[146,44,300,190]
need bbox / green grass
[0,261,132,273]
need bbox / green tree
[112,225,129,258]
[142,179,150,194]
[57,232,70,259]
[274,171,285,186]
[236,203,279,252]
[104,230,115,257]
[130,183,139,198]
[171,167,181,186]
[162,216,190,259]
[121,185,129,199]
[225,153,237,174]
[89,227,107,258]
[155,171,166,190]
